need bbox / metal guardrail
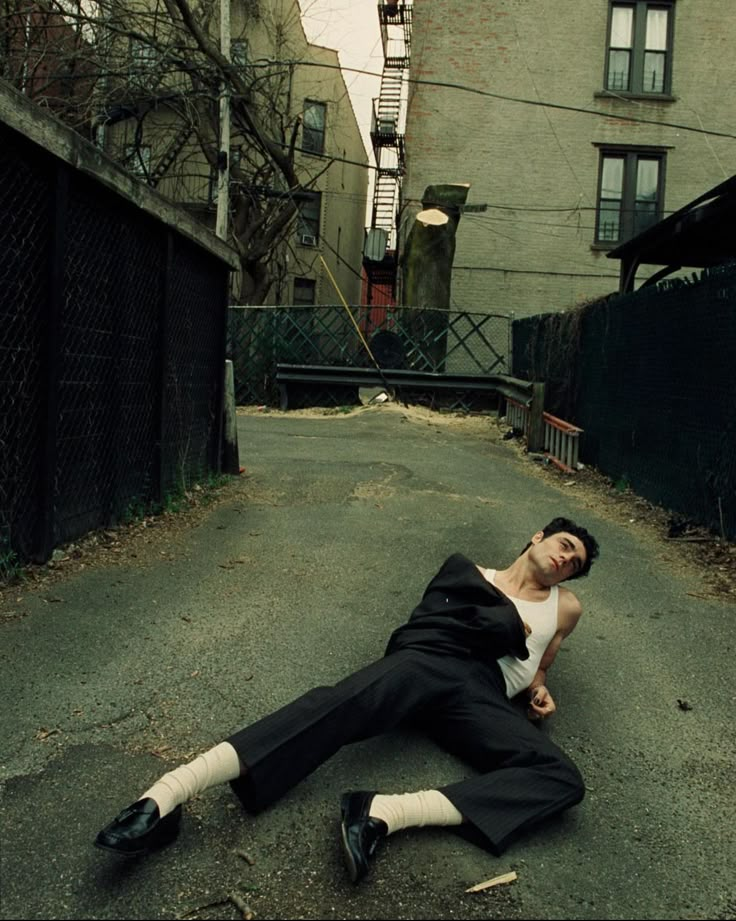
[228,305,512,407]
[275,364,546,436]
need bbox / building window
[605,2,674,95]
[294,278,316,305]
[124,144,151,179]
[129,38,158,90]
[297,191,321,245]
[232,39,249,68]
[302,100,326,154]
[208,147,242,202]
[228,146,242,176]
[595,148,665,245]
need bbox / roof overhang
[607,174,736,292]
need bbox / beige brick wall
[403,0,736,318]
[291,41,369,306]
[109,0,368,306]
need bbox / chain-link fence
[228,305,511,406]
[513,261,736,539]
[0,120,229,577]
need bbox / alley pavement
[1,405,734,921]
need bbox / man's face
[529,530,587,584]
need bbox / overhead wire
[453,264,620,279]
[22,16,736,141]
[318,254,404,404]
[277,59,736,141]
[36,22,718,283]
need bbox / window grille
[605,2,673,96]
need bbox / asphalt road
[1,406,734,921]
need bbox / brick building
[94,0,369,305]
[3,0,368,305]
[1,0,98,137]
[400,0,736,317]
[286,38,369,307]
[7,0,368,304]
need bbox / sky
[297,0,384,159]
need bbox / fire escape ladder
[372,167,399,238]
[149,123,193,187]
[374,68,403,136]
[367,0,412,259]
[379,0,413,67]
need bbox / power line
[278,59,736,142]
[22,43,736,141]
[509,9,592,206]
[403,196,599,213]
[319,235,365,284]
[454,264,620,279]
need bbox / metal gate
[228,305,511,407]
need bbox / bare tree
[1,0,335,303]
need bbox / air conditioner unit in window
[300,233,318,246]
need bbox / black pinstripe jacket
[384,553,530,664]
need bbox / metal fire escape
[363,0,412,301]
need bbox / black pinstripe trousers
[226,649,584,853]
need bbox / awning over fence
[608,174,736,293]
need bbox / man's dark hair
[520,517,600,580]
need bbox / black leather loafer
[340,790,388,883]
[94,798,182,857]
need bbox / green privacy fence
[228,305,511,407]
[513,262,736,539]
[0,117,229,575]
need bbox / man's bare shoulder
[558,586,583,626]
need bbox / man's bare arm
[526,589,582,719]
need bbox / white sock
[141,742,242,817]
[368,790,464,835]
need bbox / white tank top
[483,569,559,699]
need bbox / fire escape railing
[364,0,412,298]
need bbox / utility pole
[215,0,230,240]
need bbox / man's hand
[527,685,556,721]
